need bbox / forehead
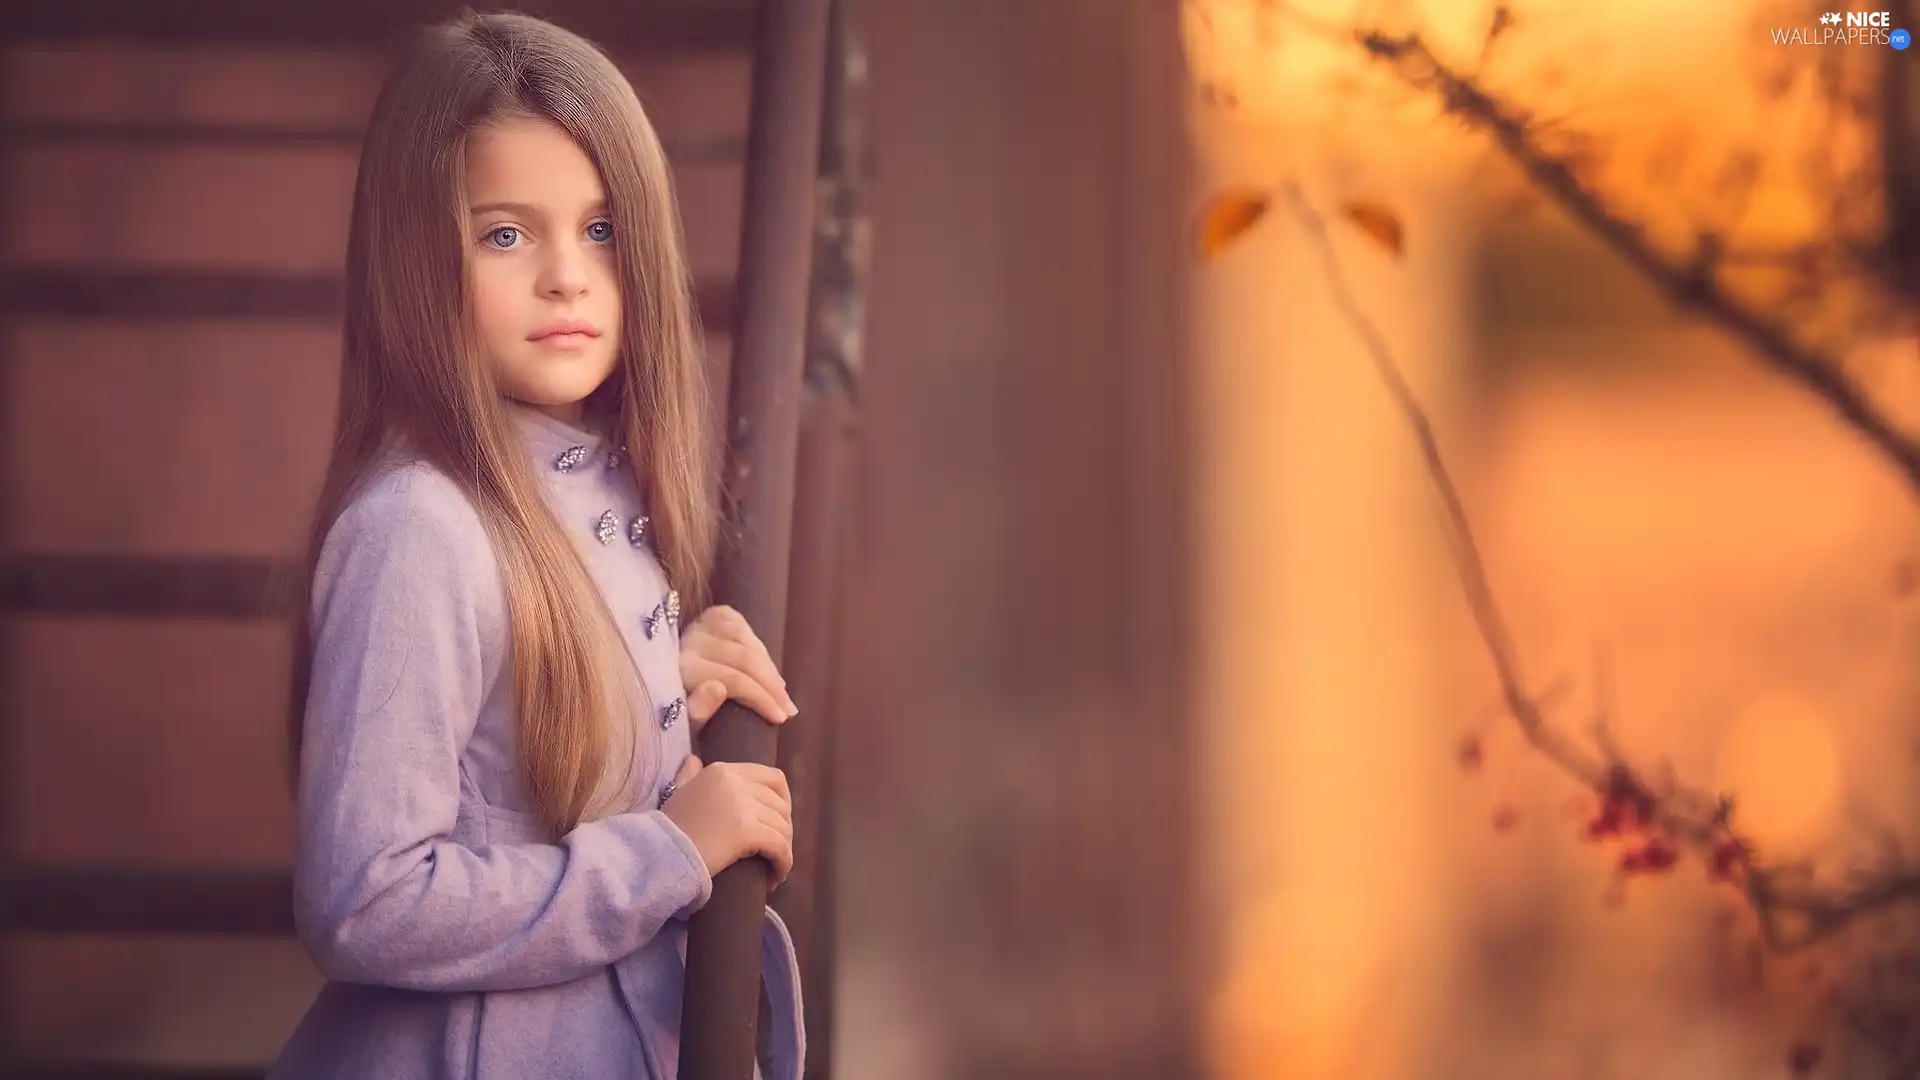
[464,116,605,206]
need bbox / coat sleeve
[291,466,712,993]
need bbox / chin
[511,389,596,415]
[501,354,618,413]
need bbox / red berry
[1894,561,1917,599]
[1620,837,1678,874]
[1708,836,1750,882]
[1585,801,1625,840]
[1492,804,1520,832]
[1457,736,1484,772]
[1591,766,1655,837]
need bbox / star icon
[1821,11,1840,23]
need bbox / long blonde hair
[289,10,716,835]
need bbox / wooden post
[0,34,15,1057]
[770,3,869,1074]
[678,0,834,1078]
[1886,0,1919,301]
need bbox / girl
[268,12,805,1080]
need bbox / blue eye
[586,220,614,244]
[483,226,520,249]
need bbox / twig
[1350,31,1920,493]
[1278,181,1602,786]
[1266,0,1919,484]
[1281,182,1920,954]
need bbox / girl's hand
[679,604,799,731]
[661,755,794,886]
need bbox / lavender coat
[268,407,804,1080]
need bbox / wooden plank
[1,320,341,560]
[7,622,299,868]
[0,269,341,320]
[0,120,746,162]
[0,325,725,560]
[0,326,731,569]
[0,555,298,619]
[8,1065,265,1080]
[0,864,293,936]
[0,45,389,129]
[0,268,736,325]
[5,144,360,272]
[0,119,370,146]
[0,0,757,52]
[3,144,745,283]
[1,46,752,160]
[8,938,318,1064]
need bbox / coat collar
[508,402,626,479]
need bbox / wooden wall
[0,2,1207,1076]
[0,8,752,1068]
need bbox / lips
[528,320,600,342]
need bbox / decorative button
[658,779,677,807]
[643,600,666,640]
[595,509,619,545]
[660,697,686,730]
[665,590,682,631]
[629,515,649,547]
[554,445,589,472]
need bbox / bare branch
[1347,30,1920,492]
[1282,182,1920,955]
[1202,0,1920,1067]
[1279,181,1601,782]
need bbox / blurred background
[3,0,1918,1078]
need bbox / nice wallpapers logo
[1771,10,1911,47]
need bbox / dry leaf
[1195,188,1272,261]
[1343,199,1405,254]
[1341,199,1406,257]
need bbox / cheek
[591,253,622,341]
[468,261,524,345]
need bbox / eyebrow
[468,200,608,217]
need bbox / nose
[537,241,591,301]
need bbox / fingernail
[786,701,800,717]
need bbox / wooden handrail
[768,0,869,1074]
[677,0,836,1076]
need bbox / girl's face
[465,115,622,425]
